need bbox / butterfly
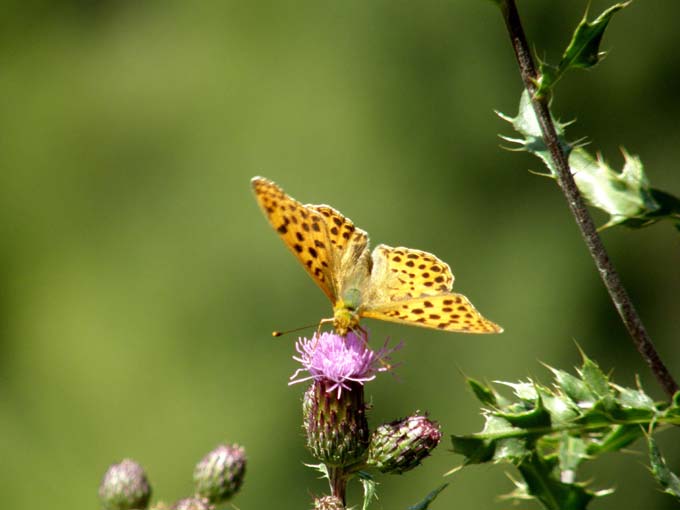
[251,176,502,336]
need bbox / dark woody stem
[497,0,678,397]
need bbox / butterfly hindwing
[364,244,454,305]
[361,294,503,333]
[360,244,502,333]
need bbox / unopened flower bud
[303,379,369,466]
[193,443,246,503]
[367,414,441,474]
[313,495,345,510]
[99,459,152,510]
[172,497,213,510]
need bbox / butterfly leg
[315,317,335,339]
[354,325,369,343]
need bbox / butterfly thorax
[333,288,362,336]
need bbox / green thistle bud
[172,497,213,510]
[193,443,246,503]
[99,459,152,510]
[313,495,345,510]
[367,414,441,474]
[303,379,370,466]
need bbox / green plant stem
[497,0,678,398]
[328,466,347,506]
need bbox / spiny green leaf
[517,452,596,510]
[451,415,529,465]
[559,3,631,71]
[500,91,680,231]
[573,399,618,428]
[497,90,571,175]
[304,462,330,479]
[467,377,498,407]
[619,188,680,228]
[536,2,631,97]
[610,405,656,423]
[578,355,612,399]
[665,394,680,421]
[569,148,662,230]
[454,353,679,509]
[673,391,680,408]
[558,434,589,474]
[648,435,680,501]
[407,484,449,510]
[549,366,595,405]
[541,392,580,425]
[496,380,538,403]
[536,63,558,100]
[494,436,529,462]
[358,471,379,510]
[451,436,527,471]
[450,435,495,465]
[496,396,552,432]
[614,383,656,411]
[587,424,642,455]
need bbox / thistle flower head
[313,495,345,510]
[193,443,246,504]
[290,331,398,398]
[98,459,152,510]
[172,497,213,510]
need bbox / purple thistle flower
[289,331,398,398]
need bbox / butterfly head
[332,299,361,337]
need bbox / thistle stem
[328,466,347,505]
[497,0,678,397]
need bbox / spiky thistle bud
[303,378,369,466]
[367,414,441,474]
[99,459,152,510]
[313,495,345,510]
[193,444,246,503]
[172,497,213,510]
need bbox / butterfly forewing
[251,177,338,301]
[309,205,371,295]
[309,205,362,253]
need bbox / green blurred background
[1,1,679,508]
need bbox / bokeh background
[1,1,679,508]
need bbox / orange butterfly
[252,176,502,336]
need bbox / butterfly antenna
[271,323,318,338]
